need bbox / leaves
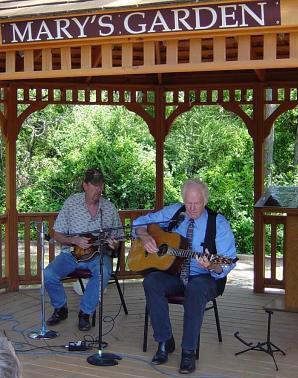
[0,102,297,254]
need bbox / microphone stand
[87,230,122,366]
[28,221,59,340]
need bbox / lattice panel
[6,84,298,109]
[0,32,297,80]
[15,86,157,106]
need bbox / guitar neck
[92,236,126,247]
[167,247,201,259]
[166,246,237,265]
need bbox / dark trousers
[143,272,218,351]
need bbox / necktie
[180,219,194,286]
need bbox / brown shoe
[46,305,68,326]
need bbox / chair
[63,242,128,326]
[143,294,222,360]
[108,244,128,315]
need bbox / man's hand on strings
[196,254,212,269]
[71,235,92,249]
[107,238,119,250]
[136,227,158,253]
[196,249,223,273]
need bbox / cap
[83,168,104,186]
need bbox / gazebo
[0,0,298,305]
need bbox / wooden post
[284,213,298,310]
[4,86,19,291]
[253,85,266,293]
[154,88,166,210]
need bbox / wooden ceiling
[0,1,297,86]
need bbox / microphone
[167,212,185,231]
[44,233,56,244]
[176,212,186,228]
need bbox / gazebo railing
[0,210,288,289]
[263,213,286,289]
[1,209,151,287]
[0,214,8,289]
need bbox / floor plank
[1,255,298,377]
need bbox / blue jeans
[44,252,112,315]
[143,272,218,351]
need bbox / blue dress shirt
[132,203,237,280]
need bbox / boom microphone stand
[28,221,59,340]
[87,230,122,366]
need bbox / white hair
[0,338,21,378]
[0,349,21,378]
[181,179,209,206]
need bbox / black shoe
[152,335,175,365]
[78,310,91,331]
[179,350,196,374]
[46,305,68,326]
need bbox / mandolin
[71,234,100,262]
[71,233,124,262]
[128,223,238,275]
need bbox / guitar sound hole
[158,244,168,256]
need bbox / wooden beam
[166,40,178,65]
[6,51,15,73]
[264,34,276,60]
[81,46,91,69]
[4,86,19,291]
[42,48,52,71]
[122,43,133,67]
[24,50,34,72]
[189,39,202,64]
[255,69,267,82]
[102,44,112,69]
[61,47,71,70]
[253,85,265,294]
[154,87,166,210]
[213,37,226,63]
[144,41,155,67]
[238,35,250,61]
[290,32,298,59]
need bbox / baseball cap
[83,168,104,186]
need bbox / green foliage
[165,106,254,253]
[14,105,157,211]
[0,100,297,255]
[273,108,298,174]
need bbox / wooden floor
[1,257,298,378]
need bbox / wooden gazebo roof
[0,0,298,302]
[0,0,297,83]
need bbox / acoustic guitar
[128,223,238,275]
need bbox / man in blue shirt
[133,178,237,374]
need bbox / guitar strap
[168,205,226,296]
[167,205,186,232]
